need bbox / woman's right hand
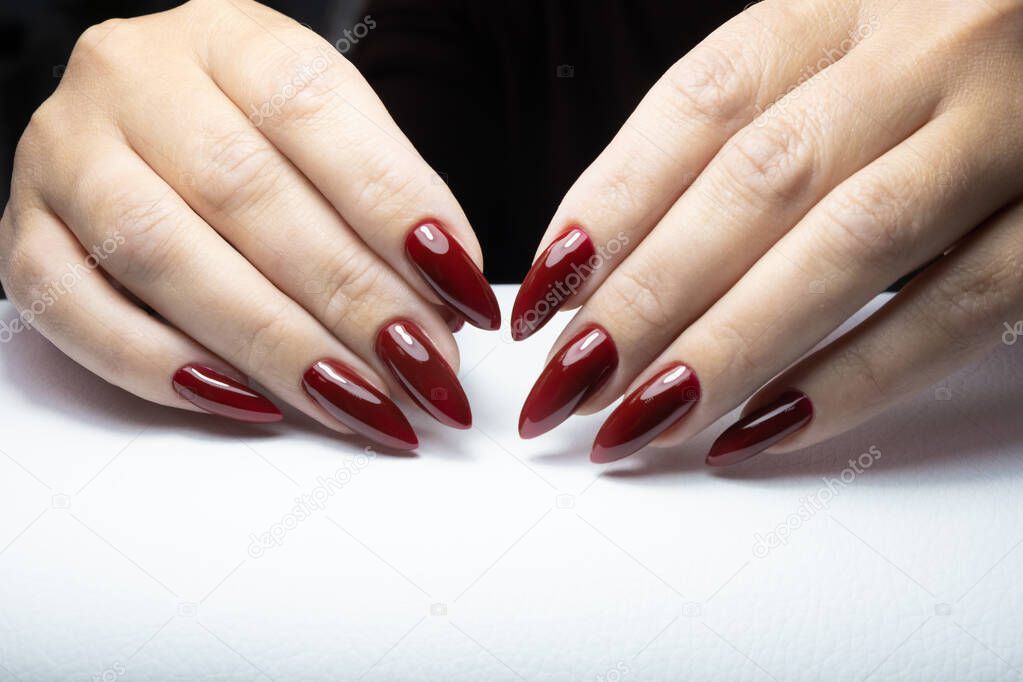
[0,0,500,450]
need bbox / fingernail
[172,364,282,423]
[706,390,813,467]
[590,363,700,463]
[376,320,472,429]
[511,227,595,341]
[406,220,501,330]
[519,324,617,439]
[439,306,466,333]
[302,359,419,451]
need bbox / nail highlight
[519,325,617,439]
[172,364,282,423]
[302,359,418,451]
[376,320,471,429]
[706,390,813,467]
[590,363,700,464]
[406,221,501,330]
[511,227,595,341]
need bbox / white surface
[1,285,1021,681]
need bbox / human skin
[514,0,1023,464]
[0,0,499,450]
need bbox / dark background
[0,0,741,291]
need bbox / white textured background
[1,286,1021,681]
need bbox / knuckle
[924,257,1021,348]
[349,151,419,218]
[1,223,68,323]
[601,265,673,336]
[317,247,385,329]
[817,176,914,271]
[662,43,754,127]
[104,197,180,283]
[2,237,46,311]
[241,305,294,370]
[253,48,353,130]
[194,129,290,215]
[15,99,62,183]
[721,110,818,205]
[68,19,135,74]
[702,314,760,379]
[592,147,658,217]
[832,345,887,403]
[81,165,181,283]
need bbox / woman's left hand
[512,0,1023,465]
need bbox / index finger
[197,0,500,329]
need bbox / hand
[513,0,1023,465]
[0,0,500,450]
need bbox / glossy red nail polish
[172,364,282,423]
[439,306,466,333]
[519,325,617,439]
[590,363,700,464]
[376,320,472,429]
[706,390,813,467]
[406,221,501,330]
[511,227,595,341]
[302,359,418,451]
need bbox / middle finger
[521,30,944,437]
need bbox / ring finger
[519,34,942,439]
[40,135,420,450]
[115,67,471,429]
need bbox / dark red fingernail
[511,227,595,341]
[706,390,813,467]
[172,365,282,423]
[519,325,617,439]
[590,363,700,463]
[302,359,418,451]
[376,320,471,429]
[439,306,466,333]
[406,221,501,330]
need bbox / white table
[1,286,1021,681]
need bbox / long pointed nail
[406,221,501,330]
[172,364,282,423]
[707,390,813,467]
[302,359,418,450]
[376,320,472,429]
[511,227,595,341]
[590,363,700,463]
[519,325,617,439]
[438,306,466,333]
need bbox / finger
[197,0,500,329]
[0,203,280,422]
[707,198,1023,465]
[523,35,947,440]
[510,1,879,339]
[655,105,1019,438]
[591,104,1022,462]
[37,136,417,450]
[113,63,470,427]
